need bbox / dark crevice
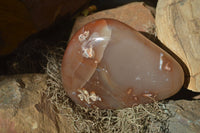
[90,0,158,11]
[0,17,74,75]
[168,88,200,100]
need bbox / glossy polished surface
[61,19,184,109]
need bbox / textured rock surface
[156,0,200,92]
[167,100,200,133]
[71,2,155,38]
[0,74,73,133]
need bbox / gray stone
[167,100,200,133]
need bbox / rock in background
[0,0,90,56]
[156,0,200,92]
[0,74,74,133]
[167,100,200,133]
[71,2,155,37]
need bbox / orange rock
[61,19,184,109]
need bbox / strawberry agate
[61,19,184,109]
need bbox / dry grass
[45,47,171,133]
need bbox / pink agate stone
[61,19,184,109]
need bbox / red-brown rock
[61,19,184,109]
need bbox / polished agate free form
[61,19,184,109]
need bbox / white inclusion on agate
[102,68,108,73]
[94,60,98,64]
[77,89,102,104]
[80,32,101,59]
[72,91,76,95]
[159,53,164,70]
[94,37,104,42]
[147,72,150,75]
[82,46,95,58]
[78,30,90,42]
[136,76,141,80]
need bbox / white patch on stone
[78,30,90,42]
[143,93,153,97]
[90,91,102,102]
[136,76,141,80]
[82,46,95,58]
[80,32,100,59]
[94,60,98,64]
[102,68,108,73]
[164,62,171,71]
[77,89,102,104]
[159,53,164,70]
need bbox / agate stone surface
[61,19,184,109]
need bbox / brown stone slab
[70,2,155,38]
[156,0,200,92]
